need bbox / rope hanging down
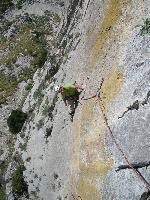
[83,78,150,190]
[97,78,150,190]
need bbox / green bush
[19,68,34,82]
[0,0,14,14]
[0,73,18,105]
[53,14,61,23]
[25,83,33,91]
[140,18,150,35]
[16,0,26,9]
[7,109,27,134]
[0,160,8,174]
[31,46,47,68]
[1,24,47,68]
[0,185,5,200]
[12,165,28,198]
[0,161,7,200]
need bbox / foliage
[12,165,28,198]
[31,45,47,68]
[0,24,48,100]
[0,0,14,14]
[16,0,26,9]
[0,16,49,102]
[30,14,51,34]
[43,10,61,24]
[53,14,61,23]
[0,160,8,174]
[19,142,27,151]
[1,24,47,67]
[0,185,5,200]
[33,89,41,99]
[7,109,27,134]
[0,162,6,200]
[0,73,18,105]
[25,83,33,91]
[19,68,34,82]
[140,18,150,35]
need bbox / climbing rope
[97,79,150,190]
[82,78,150,190]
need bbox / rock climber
[54,82,84,121]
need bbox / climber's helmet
[54,85,61,93]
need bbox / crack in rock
[119,91,150,119]
[142,91,150,106]
[118,100,139,119]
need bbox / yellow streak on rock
[77,177,100,200]
[71,117,81,171]
[83,134,102,147]
[75,65,122,198]
[75,102,113,199]
[100,65,123,108]
[81,99,95,123]
[73,2,127,197]
[82,123,105,146]
[80,160,113,176]
[91,0,128,64]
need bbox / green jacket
[61,83,76,99]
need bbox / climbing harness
[82,78,150,190]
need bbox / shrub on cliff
[16,0,26,9]
[0,73,18,105]
[7,109,27,134]
[0,185,5,200]
[0,0,14,14]
[139,18,150,35]
[12,165,28,198]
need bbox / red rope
[98,97,150,190]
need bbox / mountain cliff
[0,0,150,199]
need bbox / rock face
[0,0,150,200]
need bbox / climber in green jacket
[54,82,83,120]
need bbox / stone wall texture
[0,0,150,199]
